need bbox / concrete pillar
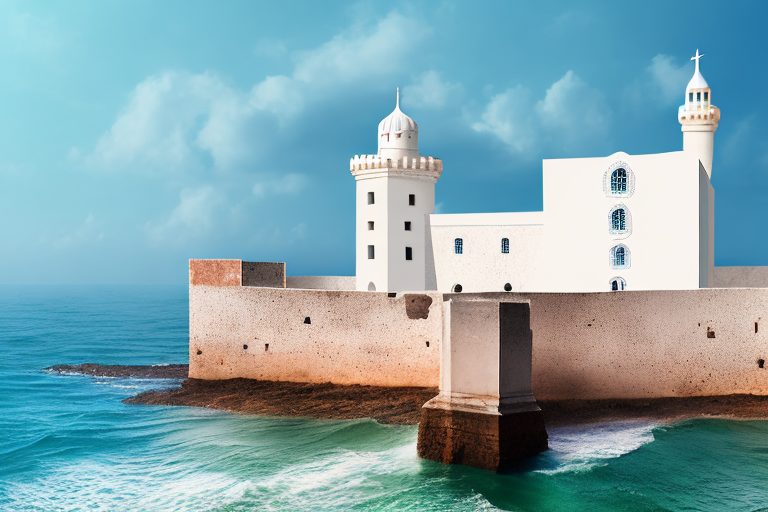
[417,299,548,472]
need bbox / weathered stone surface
[242,261,286,288]
[417,405,548,472]
[404,294,432,319]
[189,259,241,286]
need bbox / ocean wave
[535,420,659,475]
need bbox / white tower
[350,89,443,292]
[678,49,721,177]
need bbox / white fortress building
[351,50,720,293]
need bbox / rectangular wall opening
[408,194,415,206]
[367,192,375,205]
[368,245,375,259]
[404,221,411,231]
[368,221,374,230]
[405,247,413,260]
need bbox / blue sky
[1,0,765,284]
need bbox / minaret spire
[691,49,704,74]
[395,87,400,110]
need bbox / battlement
[349,154,443,177]
[678,104,720,123]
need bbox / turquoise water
[2,287,768,511]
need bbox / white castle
[351,50,720,293]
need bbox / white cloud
[471,85,537,155]
[646,54,690,104]
[82,10,426,174]
[625,54,691,109]
[472,70,610,156]
[146,186,222,242]
[252,173,307,198]
[292,11,425,86]
[403,70,461,109]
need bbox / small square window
[408,194,415,206]
[404,221,411,231]
[368,245,375,259]
[367,221,374,230]
[367,192,374,205]
[405,247,413,260]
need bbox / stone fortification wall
[713,266,768,288]
[461,289,768,400]
[189,284,442,387]
[189,260,768,399]
[286,276,356,290]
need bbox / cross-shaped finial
[691,49,704,72]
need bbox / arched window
[608,204,631,238]
[611,168,627,194]
[610,244,630,269]
[454,238,463,254]
[452,284,463,293]
[501,238,509,254]
[367,282,376,291]
[611,208,626,232]
[503,283,512,292]
[609,277,626,291]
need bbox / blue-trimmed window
[611,208,626,232]
[610,245,629,269]
[501,238,509,254]
[611,168,628,194]
[454,238,463,254]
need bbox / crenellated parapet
[350,154,443,180]
[678,104,720,124]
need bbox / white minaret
[350,89,443,292]
[678,49,721,177]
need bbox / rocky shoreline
[50,364,768,426]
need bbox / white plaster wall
[286,276,356,290]
[190,286,442,387]
[542,151,704,292]
[429,213,545,293]
[355,176,389,291]
[387,176,435,292]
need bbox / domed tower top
[377,88,419,160]
[681,49,718,115]
[678,49,721,177]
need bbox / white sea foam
[537,420,658,475]
[3,461,253,512]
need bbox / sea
[2,285,768,511]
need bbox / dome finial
[395,87,400,110]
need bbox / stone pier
[417,299,548,472]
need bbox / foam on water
[537,420,659,474]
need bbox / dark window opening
[454,238,463,254]
[367,192,375,205]
[387,292,397,298]
[408,194,415,206]
[405,247,413,260]
[697,91,701,101]
[501,238,510,254]
[759,358,765,369]
[368,221,374,230]
[404,221,411,231]
[704,91,709,101]
[243,344,248,350]
[504,283,512,292]
[368,245,375,259]
[304,317,311,324]
[689,92,694,102]
[452,284,463,293]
